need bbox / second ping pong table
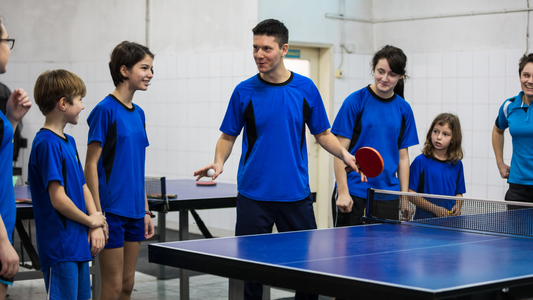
[146,178,238,299]
[149,207,533,299]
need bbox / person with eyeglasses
[0,19,31,300]
[0,38,23,170]
[0,39,13,51]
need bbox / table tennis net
[145,176,167,200]
[366,189,533,237]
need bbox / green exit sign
[286,49,301,58]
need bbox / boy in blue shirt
[28,70,106,300]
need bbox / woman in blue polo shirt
[493,53,533,204]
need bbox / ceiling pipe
[326,7,533,24]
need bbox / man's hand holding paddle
[345,147,384,181]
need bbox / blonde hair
[422,113,463,163]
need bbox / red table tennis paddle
[196,181,217,186]
[345,147,384,178]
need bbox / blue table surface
[155,223,533,292]
[14,185,31,200]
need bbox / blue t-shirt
[495,91,533,185]
[28,129,91,271]
[409,154,466,219]
[220,72,330,201]
[87,95,149,218]
[332,86,419,198]
[0,111,15,243]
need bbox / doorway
[284,44,334,228]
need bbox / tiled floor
[6,270,301,300]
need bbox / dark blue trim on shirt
[102,121,117,184]
[301,99,310,157]
[256,72,294,86]
[244,102,257,164]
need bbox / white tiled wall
[333,49,520,200]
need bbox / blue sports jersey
[0,111,15,243]
[332,86,418,198]
[220,72,330,201]
[409,154,466,219]
[87,95,149,218]
[28,129,91,271]
[495,91,533,185]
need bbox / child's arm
[0,215,18,279]
[399,149,414,220]
[449,194,463,216]
[83,184,106,256]
[5,88,31,132]
[48,181,106,229]
[408,188,451,217]
[85,142,108,246]
[144,190,155,239]
[85,142,103,212]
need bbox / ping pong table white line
[153,223,385,246]
[153,224,526,294]
[154,240,533,295]
[153,242,437,293]
[155,222,507,262]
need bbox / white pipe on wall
[146,0,150,47]
[326,7,533,24]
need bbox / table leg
[157,211,167,279]
[15,219,40,270]
[229,278,244,300]
[179,209,189,300]
[228,279,270,300]
[92,256,100,300]
[263,285,271,299]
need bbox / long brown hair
[422,113,463,163]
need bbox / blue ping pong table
[149,214,533,299]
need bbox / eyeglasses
[0,39,15,50]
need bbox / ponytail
[394,77,405,99]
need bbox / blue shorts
[105,212,145,248]
[44,261,90,300]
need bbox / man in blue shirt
[195,19,357,300]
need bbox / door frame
[288,42,335,229]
